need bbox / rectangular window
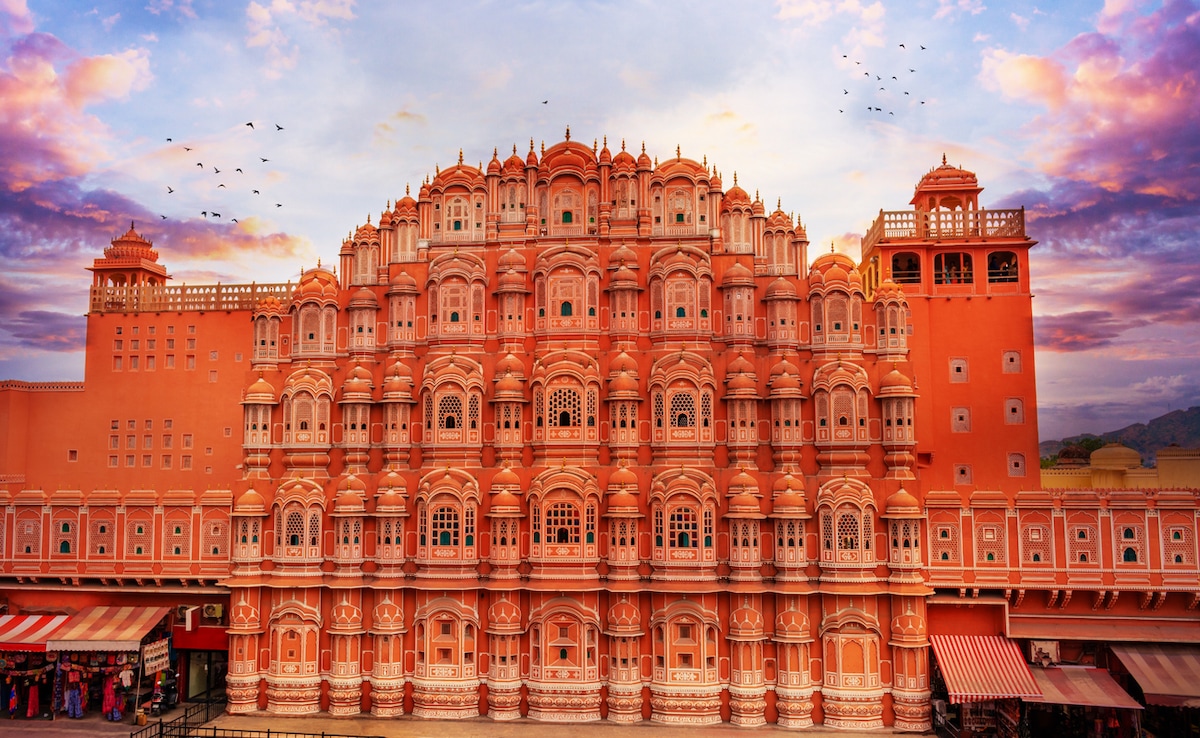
[164,419,173,429]
[209,350,218,361]
[188,325,196,334]
[146,356,156,370]
[166,355,175,368]
[67,449,78,462]
[128,420,137,429]
[167,339,175,349]
[183,434,193,449]
[143,435,153,449]
[112,356,123,371]
[186,355,196,370]
[131,326,138,335]
[205,447,213,456]
[111,419,120,430]
[162,435,173,449]
[161,455,172,469]
[126,435,136,449]
[113,340,123,351]
[187,338,196,350]
[108,455,118,468]
[130,339,139,350]
[142,454,152,467]
[115,327,123,335]
[181,455,192,470]
[125,454,135,467]
[129,356,139,370]
[148,326,155,335]
[167,325,175,334]
[109,435,119,450]
[234,352,243,362]
[208,370,218,382]
[223,427,232,437]
[147,339,156,350]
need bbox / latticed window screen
[308,512,320,547]
[1116,523,1145,564]
[52,518,77,555]
[165,519,190,557]
[653,392,664,427]
[438,395,463,430]
[90,518,114,555]
[424,395,434,430]
[1021,524,1051,563]
[975,523,1006,564]
[669,506,699,548]
[932,523,959,562]
[837,512,860,552]
[548,387,581,427]
[468,395,480,429]
[833,391,854,426]
[1069,524,1099,564]
[544,502,581,544]
[126,519,152,556]
[284,510,304,546]
[432,506,459,546]
[667,279,694,317]
[700,392,712,427]
[821,511,834,551]
[1164,525,1195,565]
[669,393,695,427]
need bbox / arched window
[1123,547,1138,562]
[432,506,459,547]
[548,387,580,427]
[560,301,573,317]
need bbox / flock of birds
[159,122,286,222]
[838,43,929,117]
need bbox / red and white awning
[45,606,170,652]
[1111,643,1200,708]
[930,634,1042,704]
[1028,667,1142,710]
[0,614,70,652]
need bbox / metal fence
[161,729,382,738]
[130,698,226,738]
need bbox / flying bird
[904,91,910,95]
[909,68,916,72]
[212,212,221,219]
[275,124,284,131]
[218,184,226,188]
[899,43,906,48]
[843,89,849,94]
[166,138,172,142]
[842,54,847,58]
[201,211,208,217]
[892,76,898,80]
[197,163,203,168]
[236,168,243,173]
[838,109,844,113]
[167,186,174,193]
[252,189,260,194]
[245,122,254,129]
[855,61,861,65]
[260,158,269,162]
[275,203,282,208]
[920,45,926,50]
[231,218,238,223]
[541,100,548,104]
[213,167,220,173]
[184,147,193,151]
[880,87,886,91]
[876,75,881,80]
[889,111,894,115]
[160,215,167,219]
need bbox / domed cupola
[605,595,642,635]
[487,596,523,634]
[729,598,766,640]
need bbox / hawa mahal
[2,132,1198,730]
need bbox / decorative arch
[648,351,716,446]
[816,478,877,567]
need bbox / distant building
[1044,443,1200,490]
[2,137,1197,733]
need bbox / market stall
[931,634,1042,738]
[0,614,69,719]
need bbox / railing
[0,380,85,392]
[91,283,294,314]
[162,730,384,738]
[862,208,1026,252]
[131,695,227,738]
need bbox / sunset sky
[1,0,1197,442]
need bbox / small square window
[67,449,78,462]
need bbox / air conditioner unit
[202,603,224,619]
[176,604,190,620]
[1029,640,1060,666]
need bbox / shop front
[930,634,1041,738]
[1025,666,1143,738]
[44,606,173,721]
[0,614,69,719]
[1108,644,1200,738]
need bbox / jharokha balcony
[90,282,295,314]
[861,207,1027,254]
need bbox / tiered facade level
[2,136,1198,729]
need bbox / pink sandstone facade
[2,134,1198,729]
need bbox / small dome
[498,248,526,272]
[764,277,797,299]
[607,490,640,510]
[243,375,276,403]
[496,352,525,376]
[375,488,406,514]
[330,600,363,630]
[878,368,916,398]
[608,465,638,488]
[337,474,367,494]
[349,286,378,308]
[772,491,807,515]
[495,370,524,395]
[255,294,284,316]
[776,607,811,638]
[721,261,755,287]
[607,597,641,632]
[1090,443,1141,470]
[491,488,521,510]
[884,488,921,517]
[728,492,762,515]
[766,208,792,230]
[727,353,755,376]
[234,487,266,512]
[294,267,339,301]
[727,372,757,392]
[610,264,638,286]
[488,598,522,632]
[486,149,502,175]
[609,369,638,393]
[394,193,417,216]
[372,599,405,633]
[492,465,521,488]
[891,610,926,639]
[729,603,765,637]
[723,184,752,210]
[774,472,804,495]
[354,220,378,240]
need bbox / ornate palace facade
[2,134,1198,729]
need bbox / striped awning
[930,634,1042,704]
[0,614,70,652]
[45,606,170,652]
[1111,643,1200,707]
[1028,667,1142,710]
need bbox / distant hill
[1040,406,1200,465]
